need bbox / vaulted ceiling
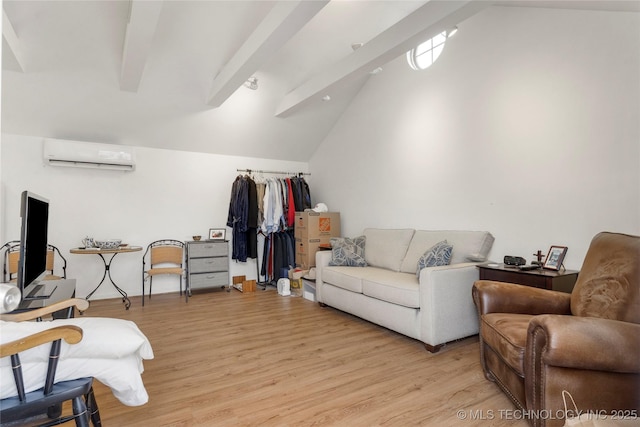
[2,1,637,161]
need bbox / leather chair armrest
[473,280,571,316]
[527,314,640,373]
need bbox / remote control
[518,265,540,271]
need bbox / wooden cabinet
[477,263,579,293]
[185,241,229,297]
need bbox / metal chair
[44,245,68,281]
[142,240,185,306]
[0,298,101,426]
[2,240,68,282]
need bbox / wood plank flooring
[79,289,528,426]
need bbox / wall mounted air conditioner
[43,138,136,171]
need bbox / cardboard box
[295,237,331,269]
[232,276,255,292]
[287,268,307,297]
[294,212,340,239]
[288,268,308,281]
[289,278,303,296]
[242,279,256,292]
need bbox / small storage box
[303,278,316,302]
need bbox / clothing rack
[236,168,310,177]
[230,171,310,289]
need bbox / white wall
[2,6,638,300]
[309,6,640,270]
[0,134,308,300]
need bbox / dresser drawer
[189,271,228,289]
[189,257,227,273]
[188,242,228,258]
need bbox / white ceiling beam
[3,9,26,72]
[207,0,329,108]
[120,0,163,92]
[275,0,490,117]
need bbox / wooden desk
[15,279,77,318]
[70,246,142,309]
[477,263,579,293]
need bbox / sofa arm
[419,262,483,347]
[316,249,332,268]
[315,250,333,303]
[527,315,640,373]
[472,280,571,316]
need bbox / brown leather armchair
[472,232,640,427]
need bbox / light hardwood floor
[81,288,528,426]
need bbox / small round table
[70,246,142,309]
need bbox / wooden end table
[477,263,579,293]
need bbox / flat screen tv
[16,191,55,299]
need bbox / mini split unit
[43,138,136,171]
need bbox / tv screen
[17,191,49,297]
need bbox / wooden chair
[142,240,185,306]
[2,240,68,282]
[0,298,102,426]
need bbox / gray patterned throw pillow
[329,236,367,267]
[416,240,453,277]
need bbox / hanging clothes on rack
[246,176,258,259]
[226,175,258,262]
[260,230,295,281]
[289,176,312,212]
[290,176,301,212]
[261,177,286,234]
[255,180,266,225]
[299,177,312,210]
[285,178,295,227]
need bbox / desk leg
[85,253,131,310]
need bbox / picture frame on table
[543,245,568,270]
[208,228,226,241]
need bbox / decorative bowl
[95,239,122,249]
[192,235,202,241]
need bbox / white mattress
[0,317,154,406]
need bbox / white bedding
[0,317,154,406]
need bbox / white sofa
[315,228,495,352]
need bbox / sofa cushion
[362,270,420,308]
[363,228,415,272]
[322,266,365,293]
[322,266,401,295]
[416,240,453,277]
[481,313,532,376]
[329,236,367,267]
[400,230,495,273]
